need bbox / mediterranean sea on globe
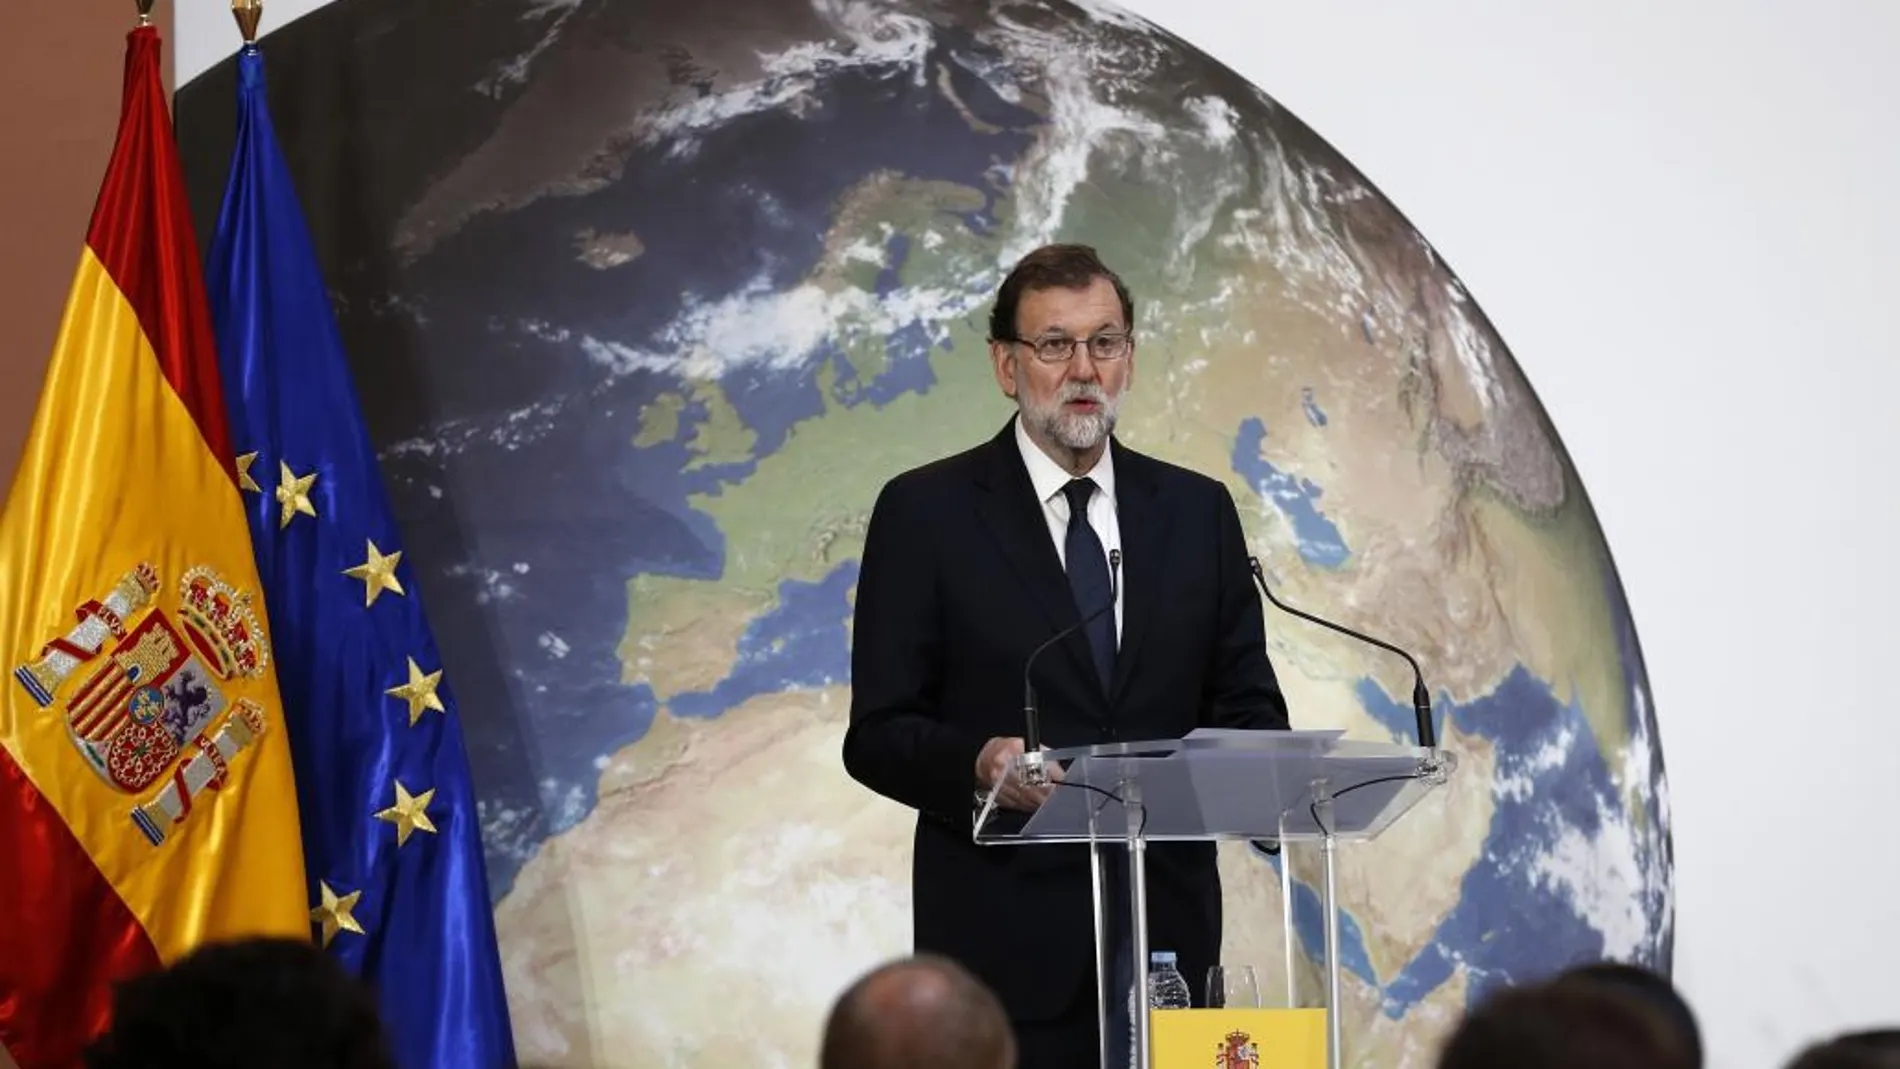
[174,1,1674,1066]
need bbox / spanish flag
[0,26,307,1068]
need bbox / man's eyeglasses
[1005,331,1134,364]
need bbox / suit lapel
[1110,442,1172,705]
[972,422,1106,703]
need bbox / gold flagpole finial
[135,0,155,26]
[233,0,264,45]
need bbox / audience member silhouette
[821,954,1016,1069]
[1436,977,1695,1069]
[1787,1030,1900,1069]
[1553,960,1704,1066]
[83,937,395,1069]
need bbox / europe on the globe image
[177,1,1672,1065]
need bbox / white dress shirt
[1014,415,1123,644]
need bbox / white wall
[177,0,328,84]
[174,3,1900,1067]
[1106,2,1900,1066]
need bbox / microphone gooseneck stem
[1020,550,1123,787]
[1248,556,1436,750]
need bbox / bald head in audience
[821,955,1015,1069]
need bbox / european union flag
[204,46,516,1069]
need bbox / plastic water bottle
[1147,950,1191,1009]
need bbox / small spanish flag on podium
[1151,1008,1328,1068]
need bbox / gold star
[309,880,364,948]
[274,460,318,528]
[374,781,438,848]
[386,657,445,726]
[342,540,405,607]
[235,451,261,493]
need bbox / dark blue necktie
[1061,478,1116,690]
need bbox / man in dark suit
[843,244,1289,1067]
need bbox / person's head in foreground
[83,937,396,1069]
[1786,1030,1900,1069]
[1436,977,1696,1069]
[1552,960,1703,1066]
[821,954,1016,1069]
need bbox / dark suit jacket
[843,419,1289,1020]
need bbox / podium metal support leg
[1281,832,1296,1008]
[1321,828,1342,1069]
[1091,840,1110,1069]
[1130,834,1149,1069]
[1125,776,1149,1069]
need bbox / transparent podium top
[974,728,1456,845]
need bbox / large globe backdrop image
[177,1,1673,1065]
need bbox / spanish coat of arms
[14,562,272,846]
[1216,1030,1261,1069]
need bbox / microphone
[1247,556,1437,750]
[1020,549,1121,787]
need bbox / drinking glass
[1206,964,1261,1009]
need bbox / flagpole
[204,14,521,1061]
[233,0,263,45]
[136,0,154,26]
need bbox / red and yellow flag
[0,26,308,1067]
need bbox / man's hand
[976,736,1061,813]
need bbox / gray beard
[1022,385,1119,451]
[1035,406,1115,451]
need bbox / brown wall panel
[0,0,172,502]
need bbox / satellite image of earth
[176,0,1674,1065]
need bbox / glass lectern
[975,728,1455,1069]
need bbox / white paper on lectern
[1180,727,1346,747]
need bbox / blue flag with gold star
[205,46,516,1069]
